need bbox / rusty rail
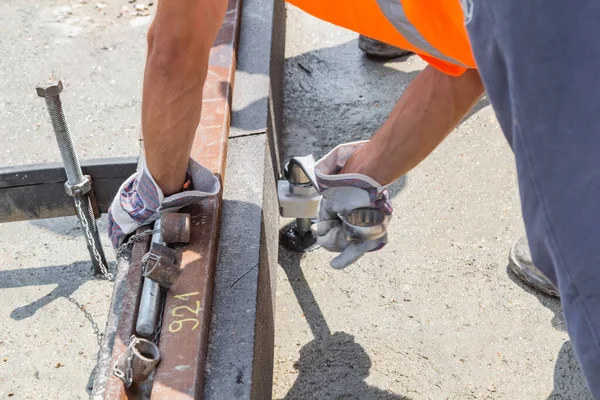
[103,0,242,398]
[103,227,152,399]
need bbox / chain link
[74,193,159,282]
[113,335,140,387]
[68,296,103,346]
[67,295,104,399]
[116,229,160,261]
[74,196,113,281]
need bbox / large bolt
[36,79,84,186]
[281,159,319,250]
[36,79,107,276]
[36,80,64,98]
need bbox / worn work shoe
[358,35,413,59]
[508,236,559,297]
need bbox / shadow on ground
[278,249,409,400]
[28,216,90,238]
[275,39,491,162]
[1,260,112,320]
[506,266,592,400]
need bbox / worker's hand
[312,141,392,269]
[107,159,220,248]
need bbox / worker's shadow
[5,215,114,319]
[0,260,113,320]
[278,249,410,400]
[28,214,110,239]
[506,266,593,400]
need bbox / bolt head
[36,80,63,97]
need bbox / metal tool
[142,242,181,288]
[113,335,161,387]
[160,212,191,244]
[36,79,109,277]
[278,156,321,252]
[136,219,164,337]
[340,207,389,241]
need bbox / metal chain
[113,335,140,388]
[153,291,166,345]
[123,335,139,387]
[73,194,159,282]
[66,295,104,399]
[116,229,160,261]
[74,196,113,281]
[68,296,103,346]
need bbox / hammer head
[36,80,63,97]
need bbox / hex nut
[64,176,91,197]
[36,80,64,97]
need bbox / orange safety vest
[286,0,476,76]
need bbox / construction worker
[108,0,600,396]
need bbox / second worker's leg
[466,0,600,396]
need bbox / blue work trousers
[465,0,600,396]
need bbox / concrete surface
[0,0,145,398]
[0,0,147,168]
[203,0,283,396]
[203,134,278,400]
[273,5,591,400]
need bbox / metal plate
[0,157,137,223]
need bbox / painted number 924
[168,292,202,333]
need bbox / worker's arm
[144,0,228,195]
[311,66,484,268]
[107,0,227,247]
[341,66,484,182]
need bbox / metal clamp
[64,175,91,197]
[279,156,321,252]
[113,335,161,387]
[141,242,181,289]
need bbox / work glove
[108,159,220,248]
[312,141,392,269]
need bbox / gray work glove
[312,141,392,269]
[108,159,220,247]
